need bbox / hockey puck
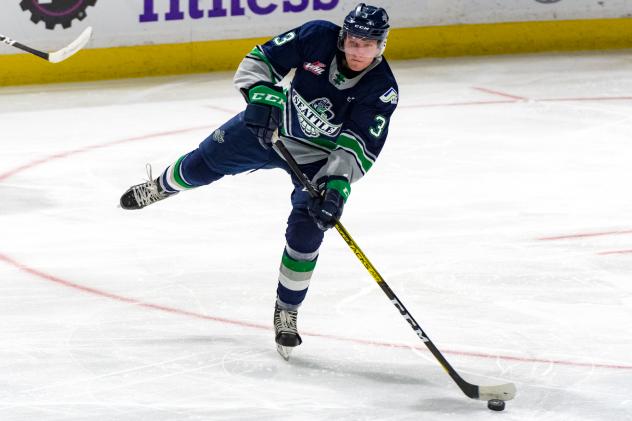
[487,399,505,411]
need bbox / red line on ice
[0,125,214,183]
[402,93,632,109]
[2,120,632,371]
[204,104,241,114]
[538,230,632,241]
[539,96,632,102]
[0,253,270,331]
[471,86,528,101]
[1,253,631,371]
[597,249,632,256]
[399,100,517,108]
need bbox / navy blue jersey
[234,20,398,192]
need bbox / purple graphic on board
[140,0,340,22]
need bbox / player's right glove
[242,81,286,149]
[308,178,350,231]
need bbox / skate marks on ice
[0,185,54,215]
[1,53,632,419]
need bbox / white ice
[1,51,631,420]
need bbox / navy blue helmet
[338,3,390,57]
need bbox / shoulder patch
[380,87,398,104]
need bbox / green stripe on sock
[282,252,317,273]
[173,155,194,189]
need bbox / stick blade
[48,26,92,63]
[478,382,517,401]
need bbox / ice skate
[120,164,175,210]
[274,303,302,360]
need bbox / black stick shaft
[0,35,48,61]
[273,139,480,399]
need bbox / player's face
[343,35,379,71]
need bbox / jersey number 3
[273,32,296,46]
[369,115,388,138]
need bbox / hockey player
[120,3,398,359]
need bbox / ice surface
[1,51,631,420]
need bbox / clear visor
[337,33,386,59]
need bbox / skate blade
[277,344,293,361]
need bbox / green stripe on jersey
[336,133,374,173]
[288,133,374,174]
[249,46,279,83]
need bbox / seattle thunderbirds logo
[292,91,342,138]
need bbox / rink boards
[1,0,631,85]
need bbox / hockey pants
[158,111,325,309]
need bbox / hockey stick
[0,27,92,63]
[273,137,516,403]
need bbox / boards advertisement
[1,0,630,54]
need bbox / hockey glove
[243,82,286,149]
[308,180,349,231]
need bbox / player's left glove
[308,178,350,231]
[242,81,286,149]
